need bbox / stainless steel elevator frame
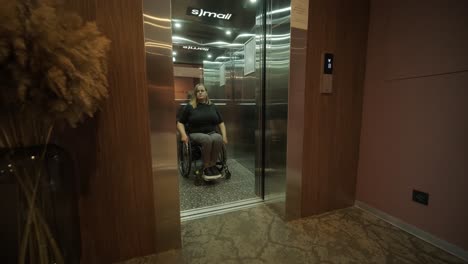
[143,0,182,252]
[142,0,299,251]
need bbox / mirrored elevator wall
[201,46,258,182]
[202,0,291,203]
[206,48,258,170]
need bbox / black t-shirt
[178,103,223,134]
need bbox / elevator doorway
[142,0,291,220]
[171,0,263,218]
[141,0,291,250]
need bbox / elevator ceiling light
[172,51,177,55]
[174,22,181,28]
[237,33,255,38]
[226,30,232,35]
[250,0,257,3]
[182,45,209,51]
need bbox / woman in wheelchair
[177,83,228,180]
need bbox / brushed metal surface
[143,0,182,252]
[195,8,262,199]
[263,0,291,208]
[286,27,308,220]
[223,45,258,179]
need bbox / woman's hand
[218,122,228,144]
[181,134,189,144]
[177,121,189,144]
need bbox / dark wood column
[63,1,156,263]
[300,0,370,216]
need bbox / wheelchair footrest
[202,174,222,181]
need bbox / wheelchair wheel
[178,141,191,178]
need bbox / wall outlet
[412,189,429,205]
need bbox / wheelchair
[177,135,231,186]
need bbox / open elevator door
[143,0,291,220]
[169,0,267,218]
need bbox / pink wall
[356,0,468,250]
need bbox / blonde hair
[189,83,212,108]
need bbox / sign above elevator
[186,7,233,20]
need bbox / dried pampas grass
[0,0,110,129]
[0,1,110,263]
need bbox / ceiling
[171,0,258,65]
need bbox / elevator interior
[146,0,291,215]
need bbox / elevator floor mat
[179,159,257,211]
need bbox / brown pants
[189,133,223,168]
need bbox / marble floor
[119,205,466,264]
[179,159,257,211]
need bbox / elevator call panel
[320,52,334,94]
[323,53,334,74]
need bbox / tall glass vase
[0,144,81,264]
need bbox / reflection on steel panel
[199,17,260,194]
[143,0,181,252]
[264,0,291,206]
[286,27,307,220]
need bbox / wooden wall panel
[62,0,156,263]
[301,0,369,216]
